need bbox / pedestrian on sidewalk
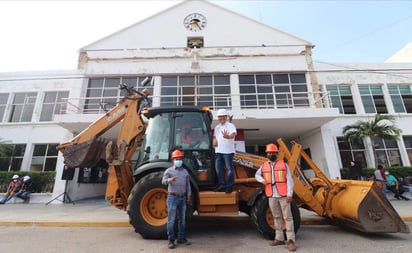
[349,160,364,180]
[162,149,192,249]
[255,143,296,252]
[374,165,387,196]
[16,175,36,203]
[0,174,22,204]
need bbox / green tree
[342,114,402,167]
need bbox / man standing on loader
[213,108,237,193]
[255,143,297,252]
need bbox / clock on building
[183,13,207,31]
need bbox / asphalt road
[1,218,411,253]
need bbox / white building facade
[1,1,412,200]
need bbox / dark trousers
[388,185,409,200]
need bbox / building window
[388,84,412,113]
[374,137,402,167]
[327,85,356,114]
[238,73,308,109]
[9,92,37,122]
[359,85,387,114]
[31,144,59,171]
[0,93,9,122]
[40,91,69,121]
[403,136,412,165]
[337,137,367,169]
[85,77,153,114]
[160,75,231,109]
[0,144,26,171]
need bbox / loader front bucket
[62,137,107,168]
[324,180,409,233]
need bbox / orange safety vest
[261,160,287,197]
[181,134,192,144]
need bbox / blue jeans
[167,195,187,241]
[215,153,234,188]
[16,191,31,200]
[0,195,13,203]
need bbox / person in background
[162,149,192,249]
[385,171,409,201]
[0,174,22,204]
[16,175,36,204]
[374,165,387,196]
[213,108,237,194]
[401,175,412,197]
[178,123,193,147]
[349,160,364,180]
[255,143,296,252]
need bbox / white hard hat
[217,109,228,116]
[12,174,19,180]
[384,171,389,175]
[23,176,31,182]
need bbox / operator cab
[136,106,216,187]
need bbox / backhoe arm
[58,86,150,210]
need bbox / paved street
[0,218,411,253]
[0,195,411,252]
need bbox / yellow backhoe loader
[58,85,409,239]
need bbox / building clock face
[183,13,207,31]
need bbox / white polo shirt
[214,121,237,154]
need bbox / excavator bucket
[323,179,410,233]
[61,137,107,168]
[277,138,409,234]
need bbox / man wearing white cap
[213,109,237,193]
[0,175,22,204]
[16,176,36,204]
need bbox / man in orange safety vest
[255,143,296,252]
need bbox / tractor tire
[127,171,168,239]
[251,195,301,240]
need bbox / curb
[0,217,410,227]
[401,216,412,221]
[1,219,325,227]
[0,221,131,227]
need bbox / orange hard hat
[171,149,184,159]
[265,143,278,153]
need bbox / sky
[0,0,411,73]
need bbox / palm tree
[342,114,402,167]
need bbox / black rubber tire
[127,171,168,239]
[251,196,301,240]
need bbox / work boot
[23,197,30,204]
[177,238,191,245]
[225,187,233,194]
[213,185,225,192]
[269,239,285,246]
[168,240,175,249]
[287,240,296,251]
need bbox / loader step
[197,191,238,215]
